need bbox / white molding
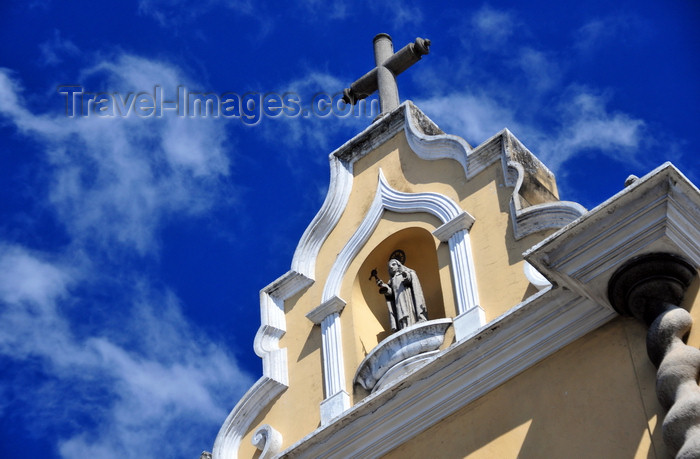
[306,296,350,425]
[321,310,346,397]
[433,212,475,242]
[443,228,481,322]
[320,390,351,426]
[404,103,508,180]
[251,424,282,459]
[373,351,440,393]
[306,296,347,325]
[403,103,472,176]
[505,159,586,241]
[525,162,700,309]
[281,288,616,458]
[452,306,486,342]
[354,318,453,391]
[510,199,588,240]
[306,296,350,424]
[322,169,468,302]
[212,377,286,459]
[254,272,313,384]
[524,261,551,291]
[212,271,311,459]
[291,158,353,278]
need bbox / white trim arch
[314,169,483,421]
[212,103,497,458]
[322,169,473,302]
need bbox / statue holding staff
[373,258,428,331]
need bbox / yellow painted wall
[238,129,582,454]
[383,316,670,459]
[383,279,700,459]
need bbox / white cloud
[471,5,515,48]
[0,244,253,459]
[39,30,80,66]
[418,92,524,146]
[259,71,375,156]
[0,53,251,457]
[574,15,644,53]
[418,87,644,173]
[0,244,73,307]
[0,55,231,255]
[538,90,645,170]
[517,47,562,93]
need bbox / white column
[433,212,484,341]
[306,296,350,425]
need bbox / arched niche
[351,227,446,359]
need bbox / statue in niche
[372,257,428,331]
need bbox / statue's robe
[385,267,428,331]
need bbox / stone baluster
[609,253,699,458]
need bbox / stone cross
[342,33,431,115]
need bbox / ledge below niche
[353,318,453,392]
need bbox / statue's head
[388,259,402,276]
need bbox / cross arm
[383,37,431,77]
[342,37,431,105]
[343,68,379,105]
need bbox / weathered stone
[375,259,428,331]
[354,318,452,392]
[342,34,430,115]
[608,253,700,458]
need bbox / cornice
[525,162,700,309]
[281,287,615,458]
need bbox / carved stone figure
[376,259,428,331]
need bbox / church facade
[206,35,700,459]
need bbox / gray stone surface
[608,253,699,458]
[375,259,428,331]
[354,318,452,391]
[342,34,430,115]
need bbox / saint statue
[375,259,428,331]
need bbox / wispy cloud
[470,5,516,49]
[574,14,645,54]
[39,30,80,66]
[0,244,252,459]
[418,5,648,178]
[516,47,562,94]
[288,0,423,25]
[259,71,375,157]
[370,1,424,28]
[538,89,645,170]
[0,55,231,255]
[0,53,251,458]
[418,92,523,146]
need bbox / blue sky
[0,1,698,458]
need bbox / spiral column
[609,253,699,458]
